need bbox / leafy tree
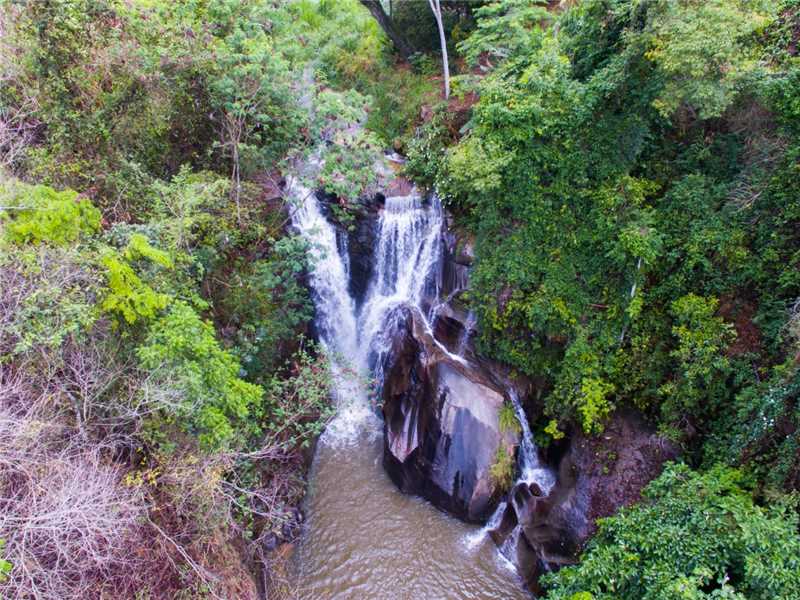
[642,0,774,118]
[223,235,314,380]
[427,0,800,448]
[659,294,736,436]
[206,0,305,223]
[137,301,263,451]
[542,463,800,600]
[458,0,550,67]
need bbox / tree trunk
[428,0,450,98]
[359,0,415,60]
[224,113,243,226]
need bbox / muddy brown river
[294,429,531,600]
[289,163,532,599]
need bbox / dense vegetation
[0,0,437,597]
[402,0,800,596]
[2,0,800,598]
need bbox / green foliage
[206,0,306,174]
[0,539,11,583]
[310,87,383,202]
[1,182,100,246]
[124,233,172,268]
[0,246,101,361]
[659,294,735,433]
[404,105,458,190]
[642,0,774,118]
[261,344,334,449]
[428,0,800,450]
[100,242,170,326]
[137,301,263,451]
[303,0,438,144]
[148,167,238,255]
[498,403,521,435]
[459,0,550,66]
[544,419,565,440]
[542,463,800,600]
[705,366,800,492]
[224,236,314,381]
[490,444,515,491]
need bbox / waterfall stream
[289,160,545,598]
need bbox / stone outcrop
[336,181,679,593]
[489,412,680,592]
[379,304,519,523]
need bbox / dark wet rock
[380,305,520,523]
[441,258,471,300]
[344,199,380,305]
[315,189,382,306]
[430,300,472,352]
[489,411,680,588]
[440,217,474,298]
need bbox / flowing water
[289,168,536,598]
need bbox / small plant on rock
[498,402,521,435]
[490,445,515,491]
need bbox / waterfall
[358,193,443,369]
[289,182,444,442]
[290,149,554,581]
[456,310,477,355]
[508,389,555,492]
[466,392,555,553]
[289,176,358,361]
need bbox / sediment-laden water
[289,173,535,599]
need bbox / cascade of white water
[290,146,554,580]
[456,310,477,355]
[289,180,358,362]
[508,389,555,492]
[290,179,444,442]
[466,390,556,552]
[357,194,443,368]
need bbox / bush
[1,182,100,246]
[490,444,515,491]
[0,398,148,600]
[498,402,521,435]
[542,463,800,600]
[137,301,264,451]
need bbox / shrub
[0,403,147,600]
[498,402,521,435]
[1,183,100,246]
[100,253,169,326]
[542,463,800,600]
[137,301,263,450]
[490,444,515,491]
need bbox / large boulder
[379,305,519,523]
[489,412,680,592]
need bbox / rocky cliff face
[379,304,519,523]
[488,412,680,592]
[339,190,679,591]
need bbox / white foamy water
[460,390,555,552]
[357,194,443,369]
[509,389,555,492]
[289,165,445,441]
[289,136,552,596]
